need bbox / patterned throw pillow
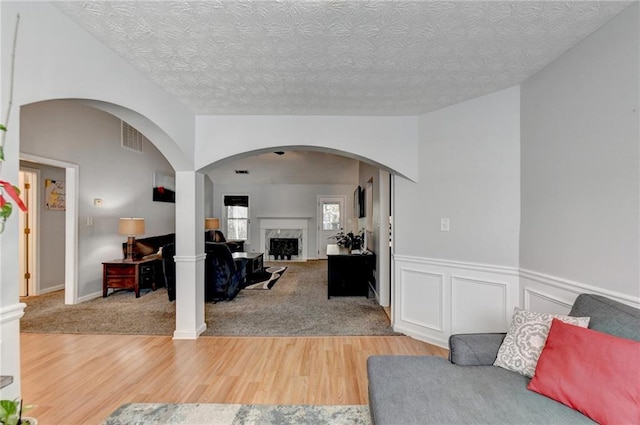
[493,307,590,377]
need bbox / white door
[317,196,345,259]
[19,169,38,297]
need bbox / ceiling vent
[235,170,249,174]
[121,121,147,153]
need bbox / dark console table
[327,245,376,299]
[232,251,264,281]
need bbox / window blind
[224,195,249,207]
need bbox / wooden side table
[102,258,156,298]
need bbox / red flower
[0,180,27,211]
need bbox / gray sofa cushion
[367,355,595,425]
[448,333,506,366]
[569,293,640,341]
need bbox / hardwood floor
[21,333,447,424]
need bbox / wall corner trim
[0,303,26,324]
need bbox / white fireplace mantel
[259,218,310,229]
[259,217,309,261]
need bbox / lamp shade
[205,217,220,230]
[118,218,145,236]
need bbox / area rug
[103,403,371,425]
[244,266,287,290]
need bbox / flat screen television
[354,186,365,218]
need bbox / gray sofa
[367,294,640,425]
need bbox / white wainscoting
[393,256,640,349]
[520,268,640,313]
[394,255,519,348]
[399,268,444,332]
[451,275,508,334]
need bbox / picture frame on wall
[45,179,65,210]
[153,171,175,203]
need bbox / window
[322,202,341,230]
[224,195,249,241]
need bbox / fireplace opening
[270,238,299,260]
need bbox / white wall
[20,100,175,299]
[393,86,521,347]
[521,3,640,301]
[396,86,521,266]
[212,183,356,259]
[196,115,419,182]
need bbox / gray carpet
[103,403,371,425]
[21,261,397,337]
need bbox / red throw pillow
[527,318,640,425]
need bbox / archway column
[173,171,206,339]
[0,100,26,398]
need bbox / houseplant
[330,229,364,253]
[0,399,36,425]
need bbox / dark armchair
[161,241,246,302]
[161,242,176,301]
[204,242,246,302]
[205,230,245,253]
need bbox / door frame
[316,195,346,260]
[18,167,39,296]
[20,153,79,304]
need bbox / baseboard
[173,322,207,340]
[393,324,449,350]
[368,282,380,303]
[76,291,103,304]
[38,284,65,295]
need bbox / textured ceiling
[54,1,632,116]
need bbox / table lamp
[205,217,220,242]
[119,217,145,262]
[205,217,220,231]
